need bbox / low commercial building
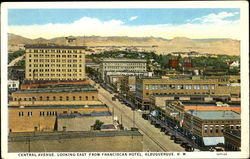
[135,77,240,109]
[8,80,20,90]
[9,130,143,152]
[57,111,113,131]
[9,84,99,106]
[183,110,241,148]
[9,105,110,132]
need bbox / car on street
[181,142,189,148]
[185,145,194,152]
[142,113,149,120]
[170,135,176,140]
[155,123,161,128]
[174,138,182,144]
[165,131,172,136]
[160,127,166,132]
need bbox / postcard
[1,1,249,159]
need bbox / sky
[8,8,241,40]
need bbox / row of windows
[18,111,58,117]
[30,73,81,77]
[103,63,146,66]
[27,78,83,80]
[29,69,82,72]
[203,125,241,134]
[14,96,95,101]
[30,54,82,58]
[29,59,81,63]
[145,84,215,90]
[29,49,84,53]
[28,64,82,67]
[19,112,32,117]
[104,66,146,69]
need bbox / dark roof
[14,85,97,93]
[9,130,142,142]
[57,111,111,118]
[25,44,86,49]
[153,94,230,98]
[101,124,116,129]
[9,105,107,109]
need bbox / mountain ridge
[8,33,240,55]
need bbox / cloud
[8,15,240,40]
[189,11,239,24]
[129,16,138,21]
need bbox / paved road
[8,55,25,66]
[90,79,185,152]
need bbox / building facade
[224,129,241,151]
[101,58,147,80]
[183,110,240,148]
[135,77,240,109]
[25,44,86,81]
[9,105,109,132]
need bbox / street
[89,78,185,152]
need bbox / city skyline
[8,8,241,40]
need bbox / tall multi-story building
[25,44,86,81]
[101,58,147,80]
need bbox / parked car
[181,142,189,148]
[160,127,166,132]
[174,138,182,144]
[170,135,176,140]
[165,131,172,136]
[185,145,194,152]
[142,114,149,120]
[155,123,161,128]
[151,121,156,125]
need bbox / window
[211,85,215,89]
[46,96,49,101]
[92,96,95,100]
[73,96,76,101]
[202,84,209,89]
[19,112,24,117]
[66,96,69,101]
[170,84,175,89]
[53,96,56,100]
[194,85,200,90]
[28,112,32,117]
[177,85,183,89]
[86,96,88,100]
[185,84,192,89]
[79,96,82,100]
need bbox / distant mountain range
[8,33,240,55]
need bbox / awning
[203,137,225,146]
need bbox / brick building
[25,44,86,81]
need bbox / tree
[93,120,104,130]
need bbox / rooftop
[15,84,97,93]
[9,105,107,109]
[9,130,142,142]
[58,111,111,118]
[187,110,240,120]
[102,58,147,62]
[25,44,86,49]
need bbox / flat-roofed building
[9,105,109,132]
[101,58,147,80]
[9,84,99,106]
[135,77,240,109]
[25,44,86,81]
[9,130,143,152]
[57,111,113,131]
[183,110,240,148]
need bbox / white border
[1,1,249,159]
